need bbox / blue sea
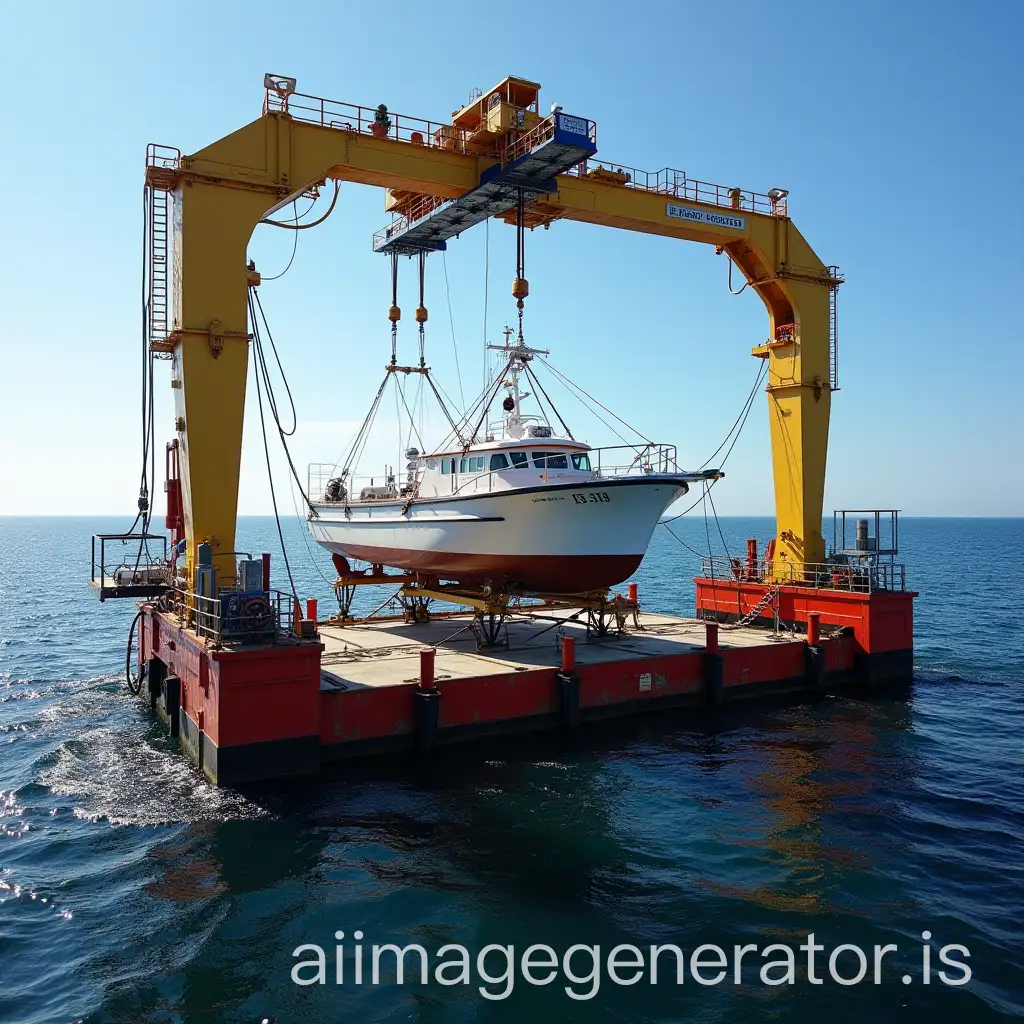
[0,515,1022,1023]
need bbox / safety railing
[163,584,297,643]
[91,533,170,588]
[263,88,471,153]
[372,193,452,249]
[699,556,906,593]
[145,143,181,172]
[502,112,597,165]
[564,160,787,217]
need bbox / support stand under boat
[401,593,432,624]
[585,593,637,639]
[472,611,508,649]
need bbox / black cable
[252,289,297,436]
[261,182,339,230]
[662,360,767,525]
[699,357,767,471]
[252,334,300,606]
[707,484,733,561]
[248,289,316,512]
[126,611,145,695]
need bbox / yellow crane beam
[152,85,837,584]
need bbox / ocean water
[0,515,1022,1023]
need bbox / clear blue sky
[1,1,1021,518]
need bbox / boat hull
[308,477,687,593]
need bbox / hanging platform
[372,112,597,255]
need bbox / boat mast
[485,328,550,439]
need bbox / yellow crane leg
[171,180,274,587]
[754,277,832,577]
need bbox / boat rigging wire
[287,475,340,591]
[536,354,647,442]
[468,354,517,444]
[521,359,574,440]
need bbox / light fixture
[264,74,297,96]
[767,188,789,202]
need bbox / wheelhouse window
[532,451,568,469]
[509,451,529,468]
[489,453,509,471]
[571,453,592,471]
[459,456,485,473]
[441,458,452,474]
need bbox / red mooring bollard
[306,597,318,624]
[807,611,821,646]
[705,621,720,653]
[419,647,436,690]
[628,582,638,604]
[561,635,576,673]
[261,552,271,592]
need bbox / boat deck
[316,609,792,691]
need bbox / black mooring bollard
[414,648,440,751]
[806,644,826,690]
[162,674,181,737]
[704,622,724,711]
[557,671,581,729]
[146,657,165,711]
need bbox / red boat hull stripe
[339,546,641,593]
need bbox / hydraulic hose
[126,610,145,695]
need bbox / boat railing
[310,444,685,503]
[699,555,906,593]
[308,464,411,504]
[591,443,680,478]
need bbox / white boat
[308,339,720,595]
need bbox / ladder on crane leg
[148,187,170,348]
[144,144,180,354]
[828,265,842,391]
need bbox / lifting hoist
[119,73,841,592]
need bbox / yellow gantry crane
[144,74,840,586]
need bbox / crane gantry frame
[145,74,841,587]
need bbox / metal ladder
[828,265,842,391]
[148,187,170,346]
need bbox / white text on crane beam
[666,203,745,230]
